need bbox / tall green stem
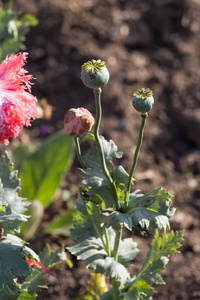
[112,225,122,260]
[112,278,120,300]
[103,228,111,256]
[93,88,119,210]
[74,137,87,169]
[126,113,147,198]
[6,0,13,10]
[112,225,123,299]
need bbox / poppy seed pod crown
[81,59,109,90]
[132,88,154,114]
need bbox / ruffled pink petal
[0,52,38,145]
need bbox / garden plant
[0,3,184,300]
[65,59,184,299]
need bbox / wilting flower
[25,257,54,276]
[64,107,95,137]
[0,52,38,145]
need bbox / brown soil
[4,0,200,299]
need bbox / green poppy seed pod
[132,88,154,114]
[81,59,109,90]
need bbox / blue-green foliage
[68,136,183,299]
[121,231,183,299]
[101,188,176,233]
[0,153,37,299]
[82,136,122,208]
[68,194,139,284]
[0,152,68,299]
[0,152,29,234]
[18,245,67,299]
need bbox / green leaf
[0,7,38,62]
[0,152,29,234]
[20,130,74,207]
[101,290,115,300]
[82,136,122,208]
[20,245,67,297]
[20,14,38,27]
[113,165,134,189]
[67,194,131,284]
[0,234,38,299]
[118,238,139,268]
[101,188,176,233]
[9,143,31,173]
[121,280,154,300]
[20,200,44,240]
[44,209,73,236]
[80,133,95,144]
[121,230,183,299]
[17,291,36,300]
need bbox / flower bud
[132,88,154,114]
[0,225,4,240]
[64,108,95,137]
[81,59,109,89]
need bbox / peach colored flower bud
[64,107,95,137]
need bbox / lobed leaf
[0,234,38,300]
[0,152,29,234]
[113,165,134,190]
[121,230,183,299]
[19,245,67,298]
[101,188,176,233]
[67,194,138,284]
[82,136,122,208]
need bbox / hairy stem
[74,137,87,169]
[112,225,123,299]
[112,225,122,261]
[126,113,147,198]
[103,227,111,256]
[112,278,120,300]
[93,88,119,210]
[91,216,107,250]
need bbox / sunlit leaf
[67,194,139,284]
[44,209,73,236]
[0,152,29,234]
[121,230,183,299]
[102,188,176,233]
[21,130,74,207]
[0,234,38,300]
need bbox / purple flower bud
[64,108,95,137]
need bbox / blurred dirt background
[2,0,200,299]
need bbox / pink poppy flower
[0,52,38,145]
[64,107,95,137]
[25,257,54,276]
